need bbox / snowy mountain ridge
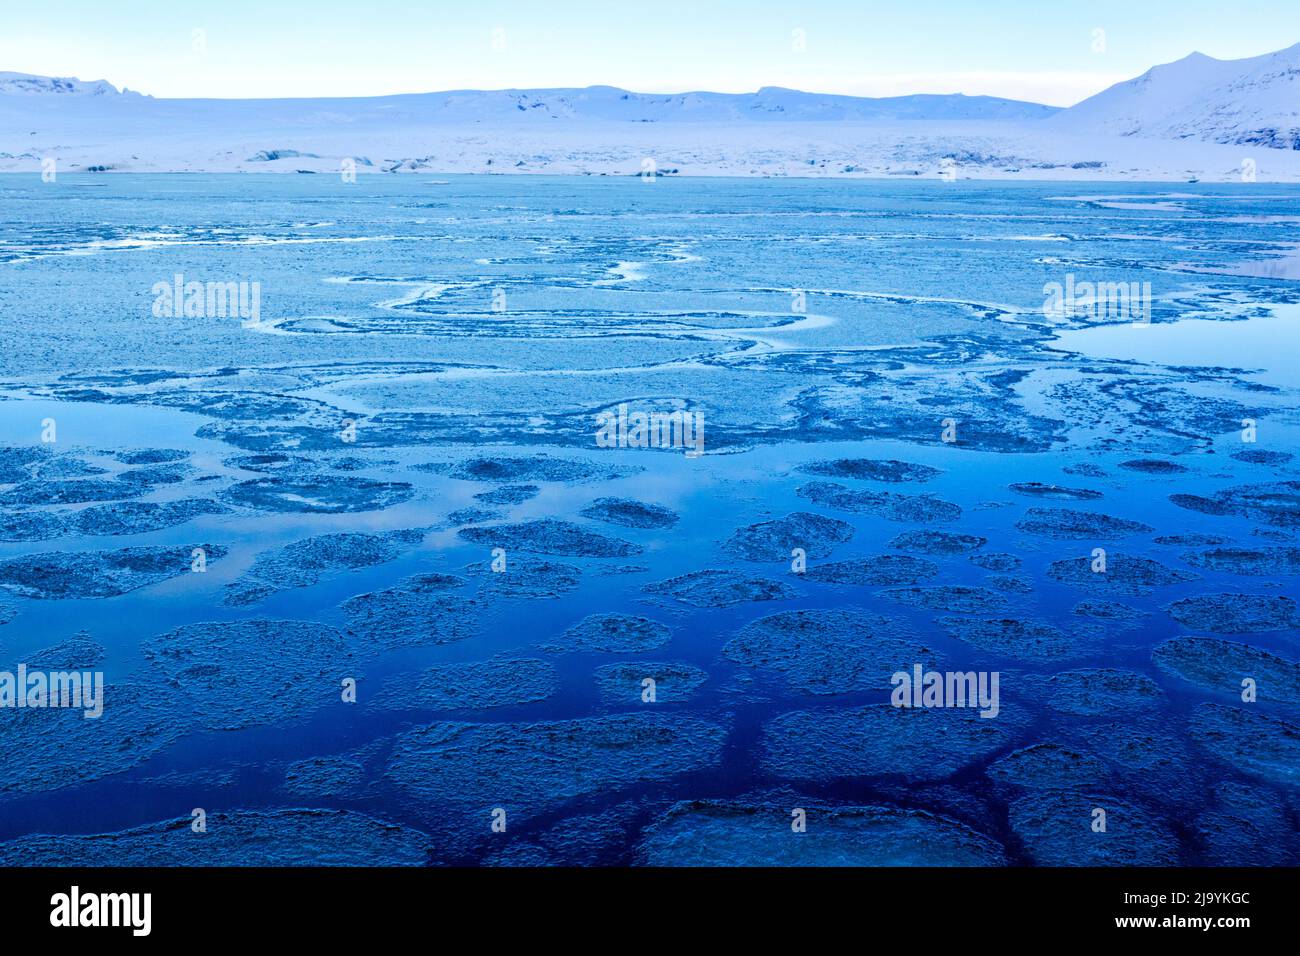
[1054,42,1300,149]
[0,78,1057,122]
[0,71,140,97]
[4,43,1300,179]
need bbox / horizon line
[6,72,1107,109]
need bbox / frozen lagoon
[0,175,1297,865]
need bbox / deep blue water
[0,175,1296,866]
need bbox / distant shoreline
[2,168,1296,183]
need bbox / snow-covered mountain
[0,79,1057,124]
[1054,42,1300,149]
[0,71,141,97]
[4,50,1300,180]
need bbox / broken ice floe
[723,608,938,696]
[804,555,939,586]
[1166,593,1300,633]
[141,619,352,731]
[890,530,986,554]
[375,658,558,711]
[223,529,427,605]
[1009,791,1179,865]
[1015,507,1152,539]
[725,512,854,562]
[987,744,1108,790]
[1153,636,1300,704]
[383,713,726,812]
[594,662,708,705]
[882,586,1009,615]
[642,569,797,608]
[636,800,1004,866]
[340,574,479,650]
[545,613,672,653]
[1046,553,1197,595]
[938,616,1093,663]
[0,810,430,866]
[760,703,1024,783]
[1190,703,1300,786]
[1170,481,1300,527]
[1037,668,1165,715]
[797,481,961,523]
[0,544,225,599]
[459,519,642,557]
[796,458,941,484]
[579,497,679,530]
[220,475,414,514]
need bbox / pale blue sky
[4,0,1299,106]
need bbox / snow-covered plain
[2,42,1299,180]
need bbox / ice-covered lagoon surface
[0,174,1297,866]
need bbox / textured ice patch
[1118,459,1188,475]
[444,455,632,483]
[546,613,672,653]
[220,475,414,514]
[283,752,370,798]
[384,713,727,811]
[1189,704,1300,787]
[473,484,539,505]
[1073,599,1147,620]
[725,512,854,562]
[460,519,642,558]
[890,530,987,555]
[0,478,146,506]
[761,704,1024,783]
[987,744,1109,790]
[0,510,67,542]
[0,683,185,795]
[141,619,352,731]
[73,499,231,537]
[1182,546,1300,577]
[1038,668,1165,715]
[724,607,939,696]
[0,810,430,866]
[1154,637,1300,705]
[636,801,1004,866]
[0,544,225,599]
[594,661,708,704]
[938,616,1092,662]
[1046,553,1197,596]
[1170,481,1300,528]
[579,497,679,530]
[223,528,428,605]
[882,586,1009,615]
[797,459,941,484]
[1008,482,1103,501]
[804,555,939,586]
[970,552,1022,571]
[1015,507,1152,539]
[375,658,558,711]
[340,573,479,650]
[1196,781,1297,866]
[1009,791,1179,865]
[465,556,581,600]
[798,481,961,523]
[643,568,796,608]
[1166,593,1300,633]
